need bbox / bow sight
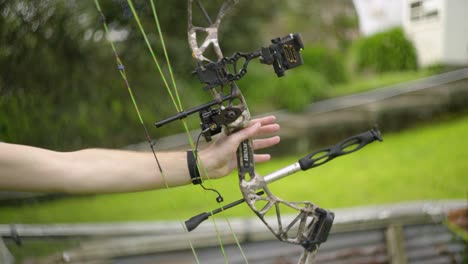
[261,33,304,77]
[155,33,304,141]
[194,33,304,90]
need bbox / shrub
[230,64,329,113]
[272,69,329,112]
[301,45,348,84]
[354,28,418,73]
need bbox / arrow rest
[199,106,242,142]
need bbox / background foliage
[352,27,418,73]
[301,45,348,84]
[1,0,427,150]
[0,0,282,150]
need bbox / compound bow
[97,0,383,263]
[155,1,383,263]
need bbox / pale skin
[0,115,280,194]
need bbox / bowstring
[93,0,202,262]
[121,0,249,263]
[148,0,183,110]
[122,1,228,262]
[188,1,251,261]
[100,0,248,263]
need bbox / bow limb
[188,0,239,63]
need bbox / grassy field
[328,70,435,97]
[1,115,467,224]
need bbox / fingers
[229,122,261,145]
[251,115,280,136]
[254,154,271,163]
[251,115,277,126]
[229,115,280,146]
[253,136,280,150]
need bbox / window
[410,0,439,22]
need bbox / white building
[353,0,468,67]
[402,0,468,66]
[353,0,403,36]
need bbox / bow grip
[298,128,382,171]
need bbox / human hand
[198,115,280,179]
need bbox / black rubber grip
[298,128,382,171]
[185,212,210,232]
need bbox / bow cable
[95,0,248,263]
[125,1,250,262]
[124,1,227,262]
[148,0,183,110]
[93,0,203,262]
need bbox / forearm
[0,143,197,194]
[62,148,194,193]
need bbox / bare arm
[0,145,188,193]
[0,116,280,194]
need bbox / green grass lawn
[328,70,434,97]
[1,115,467,224]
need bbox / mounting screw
[227,111,236,118]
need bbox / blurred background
[0,0,467,263]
